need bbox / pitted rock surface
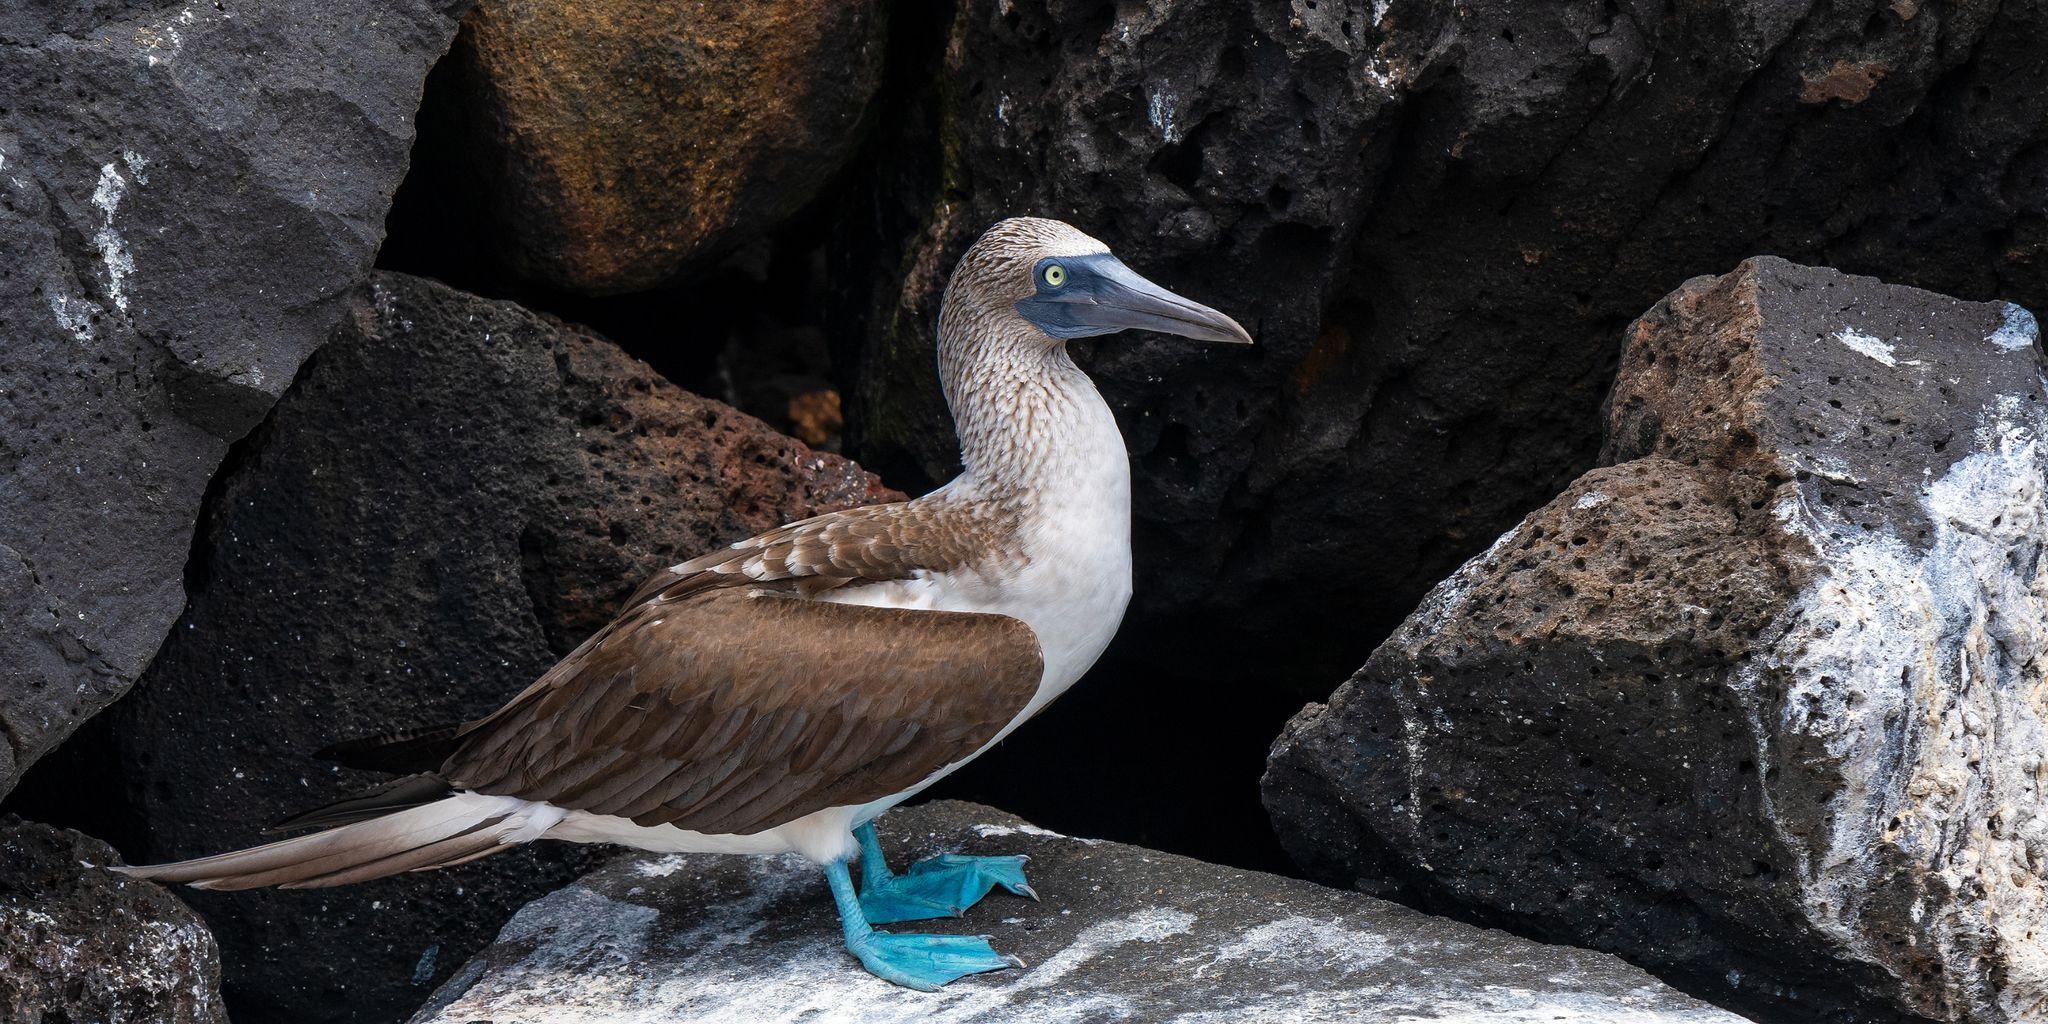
[419,0,888,293]
[834,0,2048,706]
[0,817,224,1024]
[1267,258,2048,1023]
[88,272,897,1024]
[0,0,469,798]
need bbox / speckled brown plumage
[445,588,1041,836]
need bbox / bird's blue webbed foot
[853,822,1037,924]
[824,859,1023,990]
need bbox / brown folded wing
[622,500,1017,606]
[441,588,1042,836]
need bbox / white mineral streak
[1988,303,2041,352]
[1146,84,1181,144]
[970,821,1099,844]
[91,158,137,312]
[1767,376,2048,1020]
[1833,328,1897,366]
[1387,521,1528,842]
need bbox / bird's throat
[940,321,1127,502]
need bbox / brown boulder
[441,0,888,293]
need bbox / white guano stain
[970,822,1099,844]
[632,854,688,878]
[91,157,140,312]
[1988,303,2039,351]
[1767,387,2048,1015]
[1194,915,1393,974]
[46,291,99,342]
[1146,85,1181,144]
[1833,328,1896,366]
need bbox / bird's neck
[937,311,1128,504]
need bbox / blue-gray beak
[1015,253,1254,346]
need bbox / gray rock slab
[0,0,469,796]
[413,801,1750,1024]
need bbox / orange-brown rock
[449,0,888,293]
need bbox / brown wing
[440,588,1042,836]
[621,500,1012,607]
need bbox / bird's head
[943,217,1254,348]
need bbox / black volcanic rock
[835,0,2048,700]
[100,273,897,1024]
[0,0,470,797]
[1266,259,2048,1024]
[0,817,225,1024]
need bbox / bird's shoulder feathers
[625,495,1026,606]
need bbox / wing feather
[439,588,1040,836]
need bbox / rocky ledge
[412,801,1748,1024]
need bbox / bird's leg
[854,820,1037,925]
[823,859,1022,991]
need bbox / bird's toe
[848,931,1024,990]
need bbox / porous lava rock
[1266,258,2048,1023]
[427,0,889,293]
[835,0,2048,700]
[0,0,469,798]
[0,817,225,1024]
[97,272,896,1024]
[410,801,1753,1024]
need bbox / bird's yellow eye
[1043,264,1066,287]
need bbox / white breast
[825,386,1134,808]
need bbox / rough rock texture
[1266,258,2048,1024]
[0,817,224,1024]
[835,0,2048,697]
[92,272,897,1024]
[411,801,1752,1024]
[0,0,469,799]
[428,0,888,293]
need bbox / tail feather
[276,821,509,889]
[264,773,454,834]
[117,794,549,891]
[315,724,464,775]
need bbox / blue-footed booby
[119,217,1253,990]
